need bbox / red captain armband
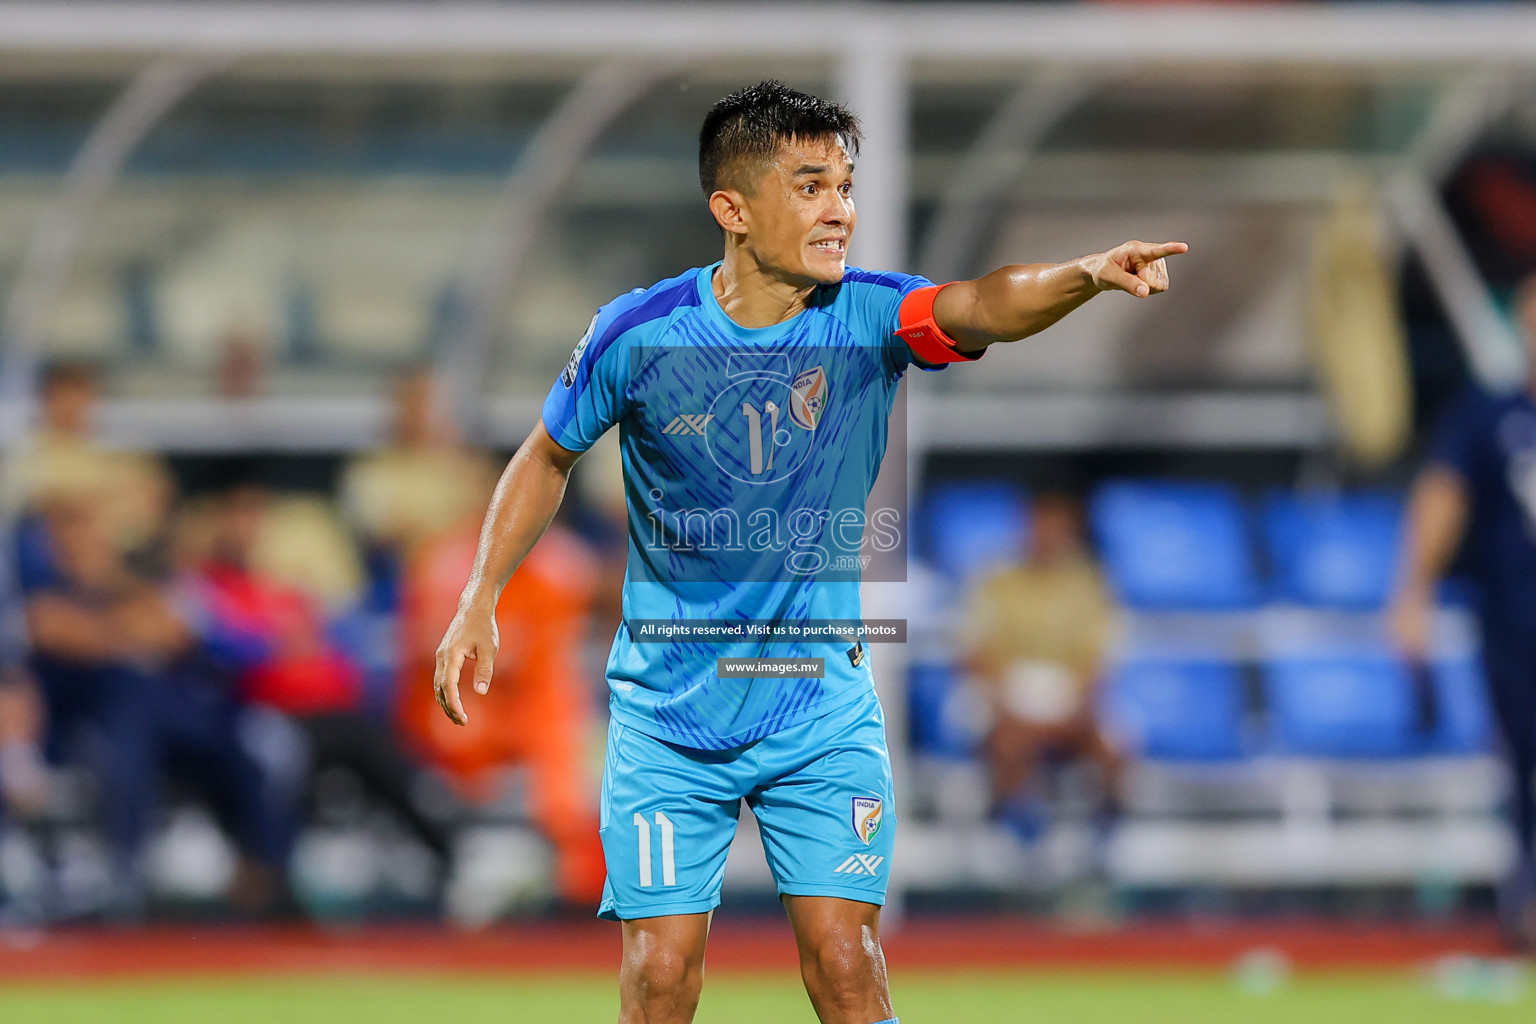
[894,284,984,366]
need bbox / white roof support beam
[1383,73,1527,392]
[0,56,219,443]
[1405,71,1518,186]
[835,28,909,273]
[835,34,913,880]
[435,60,666,438]
[54,389,1324,453]
[918,70,1093,284]
[1388,173,1528,391]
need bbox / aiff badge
[851,796,883,845]
[790,365,828,430]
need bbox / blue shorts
[598,686,896,921]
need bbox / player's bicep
[894,281,986,366]
[930,277,1011,351]
[930,278,982,339]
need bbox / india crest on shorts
[789,365,828,430]
[851,796,883,845]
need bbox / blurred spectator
[397,512,606,907]
[0,673,46,820]
[217,326,266,400]
[188,486,455,876]
[2,362,172,569]
[1391,272,1536,950]
[339,369,496,608]
[961,493,1122,832]
[0,572,46,824]
[245,492,366,615]
[0,529,45,820]
[25,494,283,916]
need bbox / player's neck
[713,248,815,329]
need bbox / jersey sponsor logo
[661,414,714,435]
[852,796,883,844]
[834,853,885,876]
[789,365,829,430]
[559,313,600,388]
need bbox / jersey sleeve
[541,305,634,453]
[838,269,980,375]
[1426,387,1483,481]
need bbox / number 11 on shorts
[633,811,676,887]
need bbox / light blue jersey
[542,262,936,750]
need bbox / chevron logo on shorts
[833,854,886,876]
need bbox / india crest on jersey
[851,796,883,845]
[790,365,828,430]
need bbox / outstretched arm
[933,240,1189,353]
[433,421,581,725]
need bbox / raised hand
[1088,240,1189,298]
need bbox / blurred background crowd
[2,1,1536,945]
[0,361,613,923]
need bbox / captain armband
[893,284,984,366]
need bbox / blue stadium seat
[1089,481,1259,609]
[908,662,982,760]
[920,480,1028,582]
[1262,656,1420,758]
[1101,660,1248,761]
[1263,492,1404,608]
[1431,658,1495,755]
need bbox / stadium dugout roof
[3,2,1536,64]
[2,2,1535,451]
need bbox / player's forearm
[456,425,578,613]
[936,241,1183,351]
[1396,466,1469,598]
[940,259,1100,351]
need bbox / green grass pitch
[0,971,1530,1023]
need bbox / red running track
[0,918,1510,981]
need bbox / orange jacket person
[398,517,604,904]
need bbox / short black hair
[698,80,861,197]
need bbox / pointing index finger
[1144,241,1189,260]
